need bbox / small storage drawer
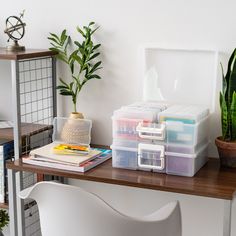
[112,104,164,141]
[166,144,208,177]
[112,146,138,170]
[112,117,151,140]
[165,117,209,146]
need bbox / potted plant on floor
[0,209,9,236]
[48,22,102,119]
[215,48,236,167]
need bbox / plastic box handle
[138,143,165,170]
[136,122,165,140]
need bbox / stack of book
[0,123,53,204]
[0,138,14,203]
[23,143,112,172]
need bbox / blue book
[0,139,14,203]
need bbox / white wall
[1,1,236,235]
[1,0,235,155]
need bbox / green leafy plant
[0,209,9,231]
[220,48,236,141]
[48,22,102,113]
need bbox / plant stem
[73,102,77,113]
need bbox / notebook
[29,143,101,166]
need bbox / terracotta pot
[215,137,236,168]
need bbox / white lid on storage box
[142,47,218,112]
[158,105,209,124]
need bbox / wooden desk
[6,158,236,236]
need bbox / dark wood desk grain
[0,47,57,60]
[6,158,236,200]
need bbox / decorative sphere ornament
[4,10,26,51]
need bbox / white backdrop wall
[0,1,236,235]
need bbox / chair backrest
[19,182,182,236]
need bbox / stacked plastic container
[111,102,209,177]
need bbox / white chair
[19,181,182,236]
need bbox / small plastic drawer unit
[111,103,210,177]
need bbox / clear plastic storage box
[53,117,92,146]
[166,143,209,177]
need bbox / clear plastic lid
[158,105,209,123]
[143,47,218,112]
[52,117,92,146]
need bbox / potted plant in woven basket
[0,209,9,236]
[48,22,102,119]
[215,48,236,167]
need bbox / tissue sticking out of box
[143,67,164,102]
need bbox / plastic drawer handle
[136,122,165,140]
[138,143,165,170]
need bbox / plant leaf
[56,85,68,89]
[73,54,83,66]
[76,26,85,37]
[91,26,99,35]
[89,61,102,74]
[92,44,101,51]
[88,52,100,61]
[60,29,67,44]
[60,91,73,96]
[220,92,228,140]
[231,91,236,140]
[89,22,95,26]
[48,37,60,45]
[59,78,69,87]
[74,41,82,48]
[49,33,60,41]
[220,63,227,96]
[87,74,101,80]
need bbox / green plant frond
[89,61,102,74]
[60,91,73,96]
[74,41,82,48]
[69,82,74,90]
[49,42,61,49]
[89,22,95,26]
[60,29,67,43]
[72,54,83,66]
[87,74,101,80]
[48,37,60,45]
[0,210,9,231]
[76,26,86,37]
[49,47,60,53]
[220,63,227,96]
[226,49,236,80]
[56,85,68,90]
[220,92,229,140]
[64,36,71,51]
[228,51,236,108]
[59,78,69,87]
[49,33,60,41]
[91,26,100,35]
[92,44,101,51]
[56,54,68,64]
[230,92,236,140]
[88,52,100,62]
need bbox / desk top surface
[0,47,57,60]
[6,158,236,200]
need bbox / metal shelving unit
[0,48,57,236]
